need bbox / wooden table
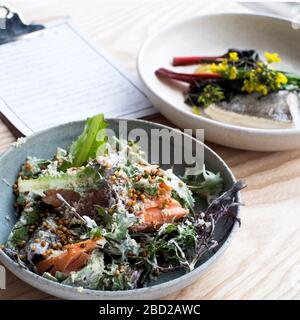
[1,0,300,300]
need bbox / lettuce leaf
[183,165,223,203]
[164,169,195,211]
[18,166,101,196]
[6,209,41,250]
[68,113,107,167]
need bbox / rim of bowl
[137,12,300,137]
[0,118,241,299]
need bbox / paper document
[0,19,155,135]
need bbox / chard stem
[173,56,223,66]
[155,68,221,84]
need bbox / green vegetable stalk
[68,113,107,167]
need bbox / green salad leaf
[164,169,195,211]
[68,113,107,167]
[6,209,41,250]
[183,165,223,203]
[18,166,101,196]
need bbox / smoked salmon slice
[37,239,98,276]
[134,198,189,232]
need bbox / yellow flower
[219,59,228,71]
[248,70,256,80]
[276,72,288,85]
[228,66,237,80]
[229,52,239,62]
[242,80,254,93]
[255,84,268,95]
[210,59,228,74]
[264,52,281,64]
[210,63,218,73]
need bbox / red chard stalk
[172,55,224,66]
[155,68,221,84]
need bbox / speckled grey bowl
[0,119,240,300]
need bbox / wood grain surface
[1,0,300,300]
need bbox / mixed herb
[155,49,300,114]
[2,114,246,291]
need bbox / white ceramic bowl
[138,13,300,151]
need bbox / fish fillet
[204,91,300,129]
